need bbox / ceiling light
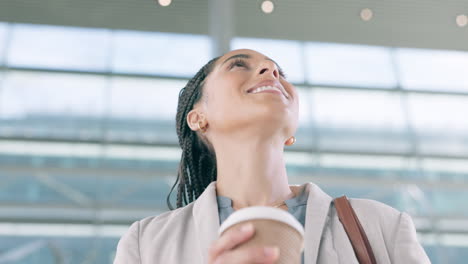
[456,14,468,27]
[360,8,373,21]
[261,0,274,14]
[158,0,172,7]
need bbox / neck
[214,134,293,210]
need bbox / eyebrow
[221,53,284,74]
[221,53,252,65]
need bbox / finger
[213,246,280,264]
[208,223,255,262]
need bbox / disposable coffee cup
[218,206,305,264]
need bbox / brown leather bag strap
[334,196,377,264]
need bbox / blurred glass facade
[0,22,467,263]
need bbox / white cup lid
[218,206,305,237]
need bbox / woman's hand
[208,223,280,264]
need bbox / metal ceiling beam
[2,164,468,191]
[209,0,234,56]
[1,138,468,160]
[0,205,164,225]
[292,174,468,191]
[3,66,468,97]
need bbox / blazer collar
[193,181,220,263]
[192,181,332,264]
[303,182,332,264]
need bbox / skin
[186,49,300,263]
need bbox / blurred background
[0,0,467,263]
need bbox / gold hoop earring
[197,122,207,133]
[285,136,296,146]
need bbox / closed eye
[228,58,249,69]
[228,58,287,79]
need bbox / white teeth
[250,86,281,94]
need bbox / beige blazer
[114,181,431,263]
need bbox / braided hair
[167,57,220,210]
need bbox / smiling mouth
[247,85,288,98]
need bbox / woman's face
[192,49,299,143]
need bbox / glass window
[313,88,405,130]
[7,24,110,71]
[313,88,409,152]
[0,71,106,118]
[422,158,468,175]
[112,31,211,77]
[0,22,8,65]
[231,37,305,83]
[396,48,468,92]
[292,87,315,149]
[407,94,468,156]
[319,153,408,171]
[109,77,186,120]
[407,94,468,133]
[297,87,313,126]
[305,43,397,88]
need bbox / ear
[186,109,206,132]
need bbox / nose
[257,61,279,79]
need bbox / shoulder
[118,203,196,246]
[137,202,196,237]
[344,198,420,255]
[347,198,401,220]
[345,198,429,262]
[114,204,197,263]
[345,198,404,234]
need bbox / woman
[114,49,430,264]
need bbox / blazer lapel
[193,181,221,263]
[303,182,332,264]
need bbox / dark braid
[167,57,220,210]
